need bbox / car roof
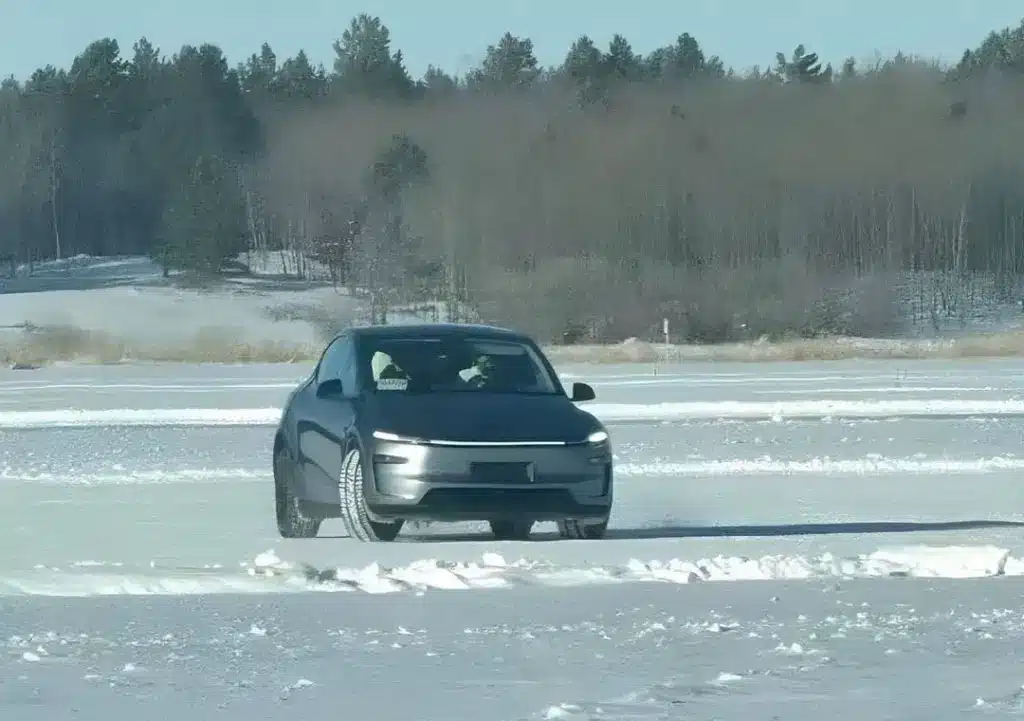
[338,323,530,343]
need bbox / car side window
[338,340,358,396]
[317,336,355,394]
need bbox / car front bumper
[364,439,614,522]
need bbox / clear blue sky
[5,0,1023,81]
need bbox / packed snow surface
[4,357,1024,718]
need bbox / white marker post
[656,317,670,375]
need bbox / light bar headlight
[372,430,425,444]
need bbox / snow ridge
[2,545,1018,597]
[5,398,1024,429]
[9,455,1024,486]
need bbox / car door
[296,334,358,501]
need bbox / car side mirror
[316,378,344,398]
[571,382,596,402]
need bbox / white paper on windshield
[376,378,408,391]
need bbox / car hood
[364,392,597,443]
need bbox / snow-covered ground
[0,253,457,354]
[3,359,1024,718]
[0,254,348,349]
[8,579,1024,720]
[3,254,1024,366]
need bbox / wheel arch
[342,430,377,498]
[342,430,360,454]
[273,408,300,461]
[341,428,369,465]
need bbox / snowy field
[4,358,1024,719]
[0,254,349,351]
[4,254,1024,367]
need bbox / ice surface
[3,358,1024,717]
[4,579,1024,720]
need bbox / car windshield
[358,335,561,395]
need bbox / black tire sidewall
[275,446,319,538]
[274,448,293,529]
[489,520,533,540]
[558,516,609,540]
[341,440,403,541]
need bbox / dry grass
[0,326,318,367]
[543,333,1024,364]
[6,324,1024,368]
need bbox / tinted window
[357,335,560,395]
[318,336,356,394]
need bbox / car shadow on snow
[391,519,1024,543]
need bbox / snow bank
[585,399,1024,421]
[4,398,1024,429]
[0,467,268,486]
[7,456,1024,486]
[1,545,1015,597]
[0,408,284,429]
[616,456,1024,476]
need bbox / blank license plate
[471,462,534,484]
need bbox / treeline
[3,16,1024,342]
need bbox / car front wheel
[339,446,403,542]
[557,517,609,540]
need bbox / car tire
[557,517,609,540]
[489,520,534,541]
[274,447,321,539]
[339,445,403,542]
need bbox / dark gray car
[272,323,613,542]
